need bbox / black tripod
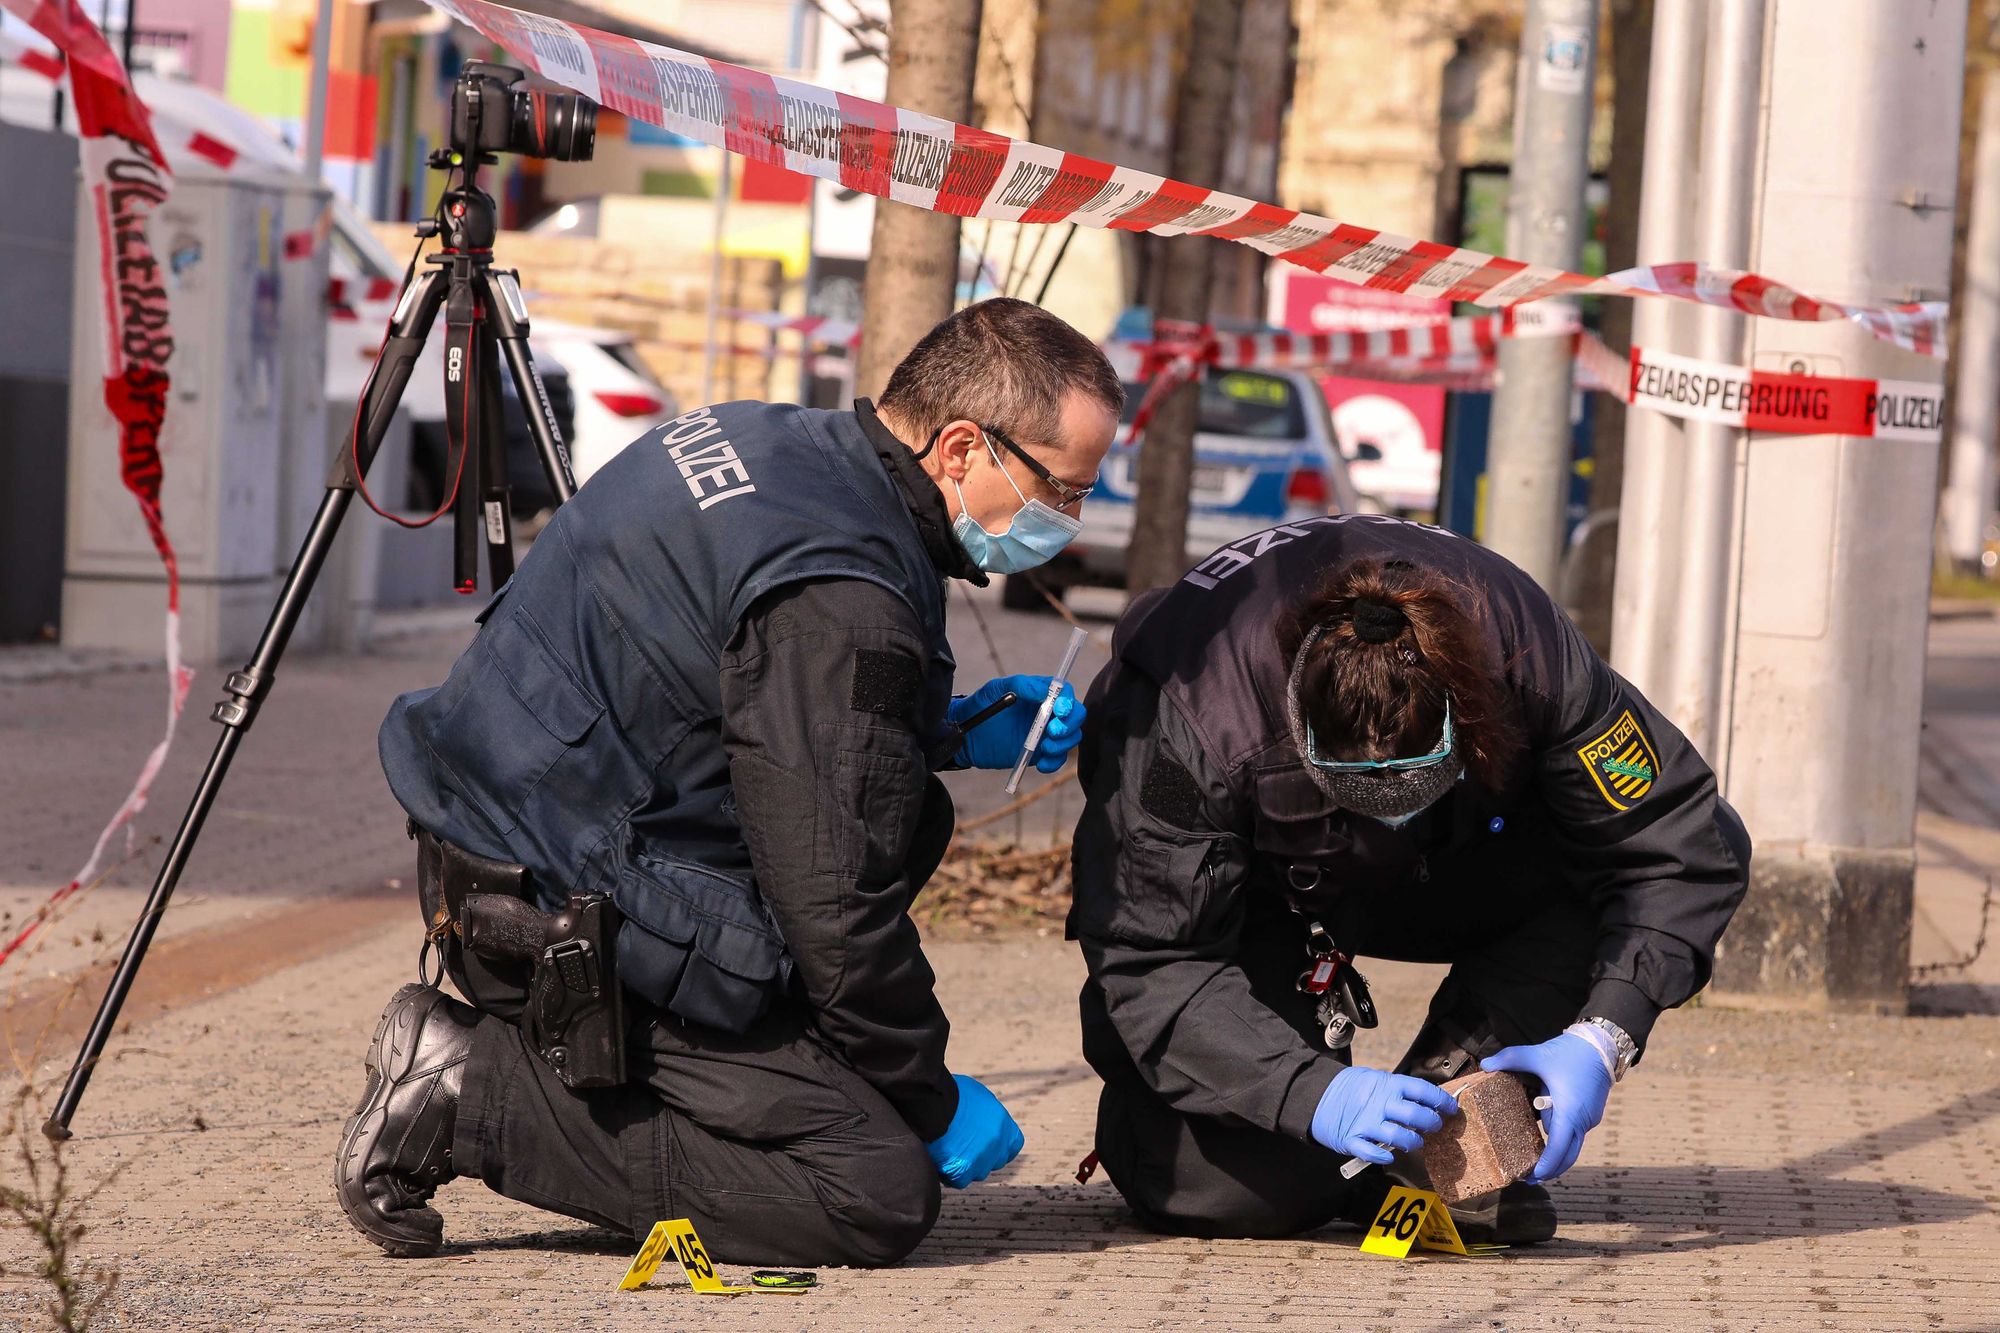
[43,128,579,1139]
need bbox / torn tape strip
[0,0,193,968]
[723,309,862,348]
[421,0,1945,357]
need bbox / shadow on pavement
[441,1083,2000,1266]
[1542,1164,1986,1253]
[436,1224,631,1259]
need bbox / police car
[1001,339,1365,610]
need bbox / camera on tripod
[450,61,597,163]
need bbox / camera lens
[509,88,597,162]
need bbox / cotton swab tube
[1005,627,1088,795]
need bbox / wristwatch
[1579,1015,1638,1081]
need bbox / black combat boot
[1446,1179,1558,1246]
[334,983,480,1257]
[1341,1161,1558,1246]
[1396,1004,1560,1245]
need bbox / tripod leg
[43,265,450,1140]
[478,326,516,586]
[444,272,482,594]
[482,270,577,504]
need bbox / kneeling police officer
[1069,514,1750,1244]
[335,298,1122,1266]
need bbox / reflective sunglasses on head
[1306,700,1454,772]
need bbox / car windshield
[605,341,666,386]
[1118,368,1307,440]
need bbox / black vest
[1113,514,1554,910]
[379,400,955,1030]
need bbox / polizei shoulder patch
[1576,708,1659,811]
[850,647,920,715]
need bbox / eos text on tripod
[451,60,596,162]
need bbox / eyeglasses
[980,422,1096,507]
[1306,700,1455,772]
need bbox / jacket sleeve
[720,577,960,1140]
[1068,667,1345,1143]
[1520,605,1752,1052]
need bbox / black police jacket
[1067,514,1750,1143]
[379,399,977,1136]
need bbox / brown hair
[877,297,1124,449]
[1280,557,1526,789]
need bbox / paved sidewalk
[0,626,466,988]
[2,928,1996,1331]
[0,602,1995,1329]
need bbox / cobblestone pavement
[1,930,1995,1331]
[0,604,1995,1330]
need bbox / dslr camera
[451,60,596,162]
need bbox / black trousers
[1085,857,1598,1239]
[440,946,938,1268]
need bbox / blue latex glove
[947,674,1086,772]
[1481,1032,1613,1182]
[925,1074,1025,1188]
[1309,1065,1459,1164]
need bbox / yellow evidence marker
[1359,1185,1504,1259]
[618,1218,816,1293]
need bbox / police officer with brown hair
[335,299,1122,1266]
[1069,514,1750,1244]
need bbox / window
[1119,368,1307,440]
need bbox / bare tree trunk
[1571,0,1652,652]
[1126,0,1247,593]
[1941,1,2000,541]
[855,0,986,399]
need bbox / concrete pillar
[1656,0,1765,763]
[1706,0,1966,1012]
[1612,0,1706,699]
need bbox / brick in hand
[1415,1070,1544,1204]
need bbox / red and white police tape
[423,0,1946,358]
[726,309,862,348]
[5,26,338,256]
[0,0,193,966]
[1117,312,1622,446]
[1119,323,1944,447]
[1625,346,1945,442]
[0,25,65,77]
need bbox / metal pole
[1944,66,2000,568]
[1659,0,1767,766]
[701,147,733,405]
[1481,0,1599,588]
[120,0,137,73]
[302,0,334,180]
[1610,0,1707,698]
